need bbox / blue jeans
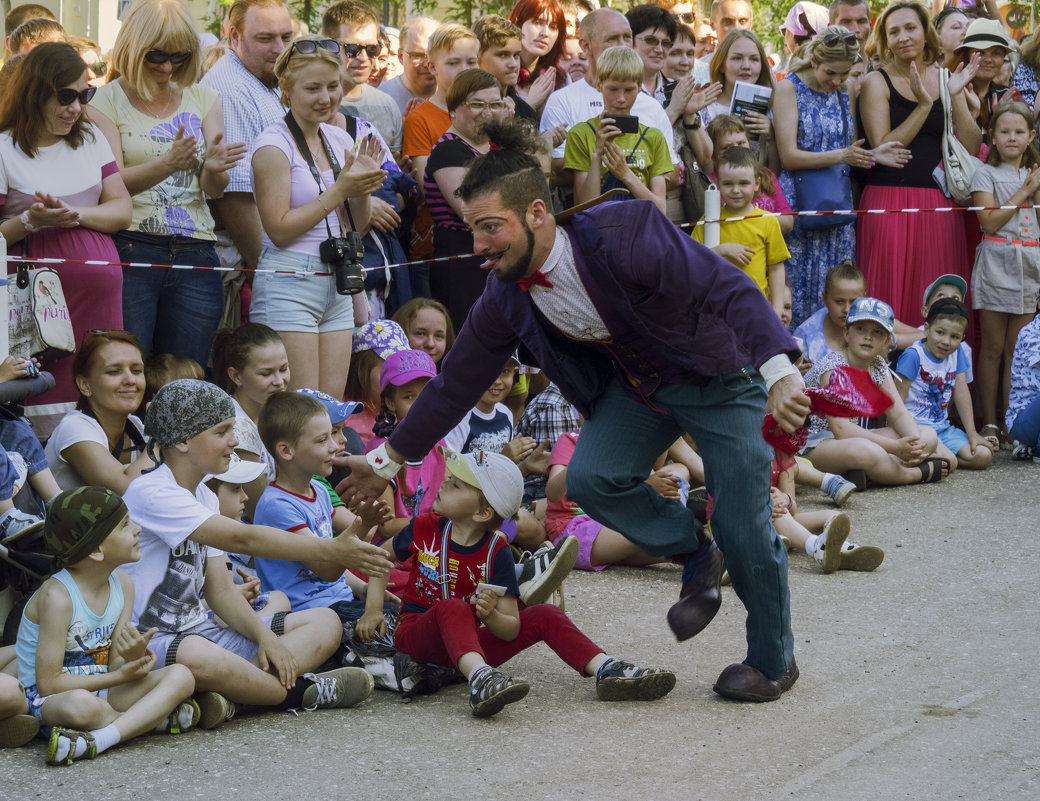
[566,371,793,679]
[1010,395,1040,449]
[115,231,223,365]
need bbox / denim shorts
[924,420,969,455]
[150,616,273,668]
[250,246,355,334]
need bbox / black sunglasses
[144,49,192,65]
[288,38,341,63]
[342,42,381,60]
[821,31,858,47]
[672,12,697,24]
[56,86,97,106]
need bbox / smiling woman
[0,42,132,435]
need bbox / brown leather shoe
[666,539,725,641]
[713,657,799,702]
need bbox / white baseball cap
[439,447,524,520]
[204,453,266,485]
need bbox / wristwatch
[682,116,702,130]
[19,210,39,232]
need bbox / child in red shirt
[357,449,676,717]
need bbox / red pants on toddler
[395,598,602,674]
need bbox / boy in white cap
[356,448,676,717]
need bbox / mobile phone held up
[609,114,640,135]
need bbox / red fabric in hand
[763,365,893,454]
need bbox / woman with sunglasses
[774,27,912,328]
[425,69,508,329]
[251,36,386,397]
[88,0,247,369]
[0,42,132,435]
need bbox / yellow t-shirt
[693,205,790,294]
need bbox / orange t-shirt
[402,100,450,158]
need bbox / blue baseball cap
[295,388,363,424]
[846,297,895,335]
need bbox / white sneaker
[517,536,578,605]
[812,513,850,573]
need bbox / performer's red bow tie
[517,270,554,292]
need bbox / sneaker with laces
[469,667,530,717]
[195,692,237,729]
[812,513,850,573]
[301,667,374,710]
[1012,442,1036,461]
[517,535,578,606]
[838,541,885,572]
[595,659,676,701]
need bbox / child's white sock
[88,724,121,756]
[804,534,819,556]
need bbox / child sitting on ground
[794,260,866,366]
[15,487,199,765]
[705,114,794,236]
[356,449,676,717]
[344,320,411,450]
[546,427,696,571]
[693,146,789,319]
[295,388,364,514]
[802,298,946,486]
[895,299,992,471]
[119,380,391,729]
[444,353,549,551]
[392,297,455,370]
[565,46,672,211]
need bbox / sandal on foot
[980,424,1001,450]
[917,457,948,484]
[46,727,96,766]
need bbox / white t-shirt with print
[121,464,221,634]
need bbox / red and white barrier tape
[4,203,1035,276]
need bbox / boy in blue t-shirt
[895,299,993,471]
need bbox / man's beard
[496,221,536,284]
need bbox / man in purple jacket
[343,150,812,702]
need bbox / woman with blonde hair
[251,36,386,396]
[89,0,246,367]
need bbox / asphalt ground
[2,450,1038,800]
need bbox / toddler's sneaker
[195,692,238,730]
[1012,441,1039,462]
[595,658,676,702]
[302,667,374,710]
[837,541,885,572]
[469,666,530,717]
[0,714,39,748]
[0,507,42,542]
[812,513,850,574]
[826,477,857,507]
[155,699,201,734]
[517,535,578,606]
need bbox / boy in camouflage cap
[120,380,394,726]
[15,486,200,765]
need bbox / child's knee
[288,607,341,646]
[0,675,27,717]
[158,663,196,696]
[49,689,109,729]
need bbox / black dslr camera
[319,231,366,295]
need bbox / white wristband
[365,442,402,480]
[759,354,802,391]
[19,210,39,233]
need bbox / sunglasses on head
[87,60,107,76]
[341,42,381,60]
[288,38,341,62]
[56,86,97,106]
[821,31,858,47]
[144,49,192,65]
[672,12,697,24]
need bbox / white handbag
[7,259,75,361]
[939,67,979,205]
